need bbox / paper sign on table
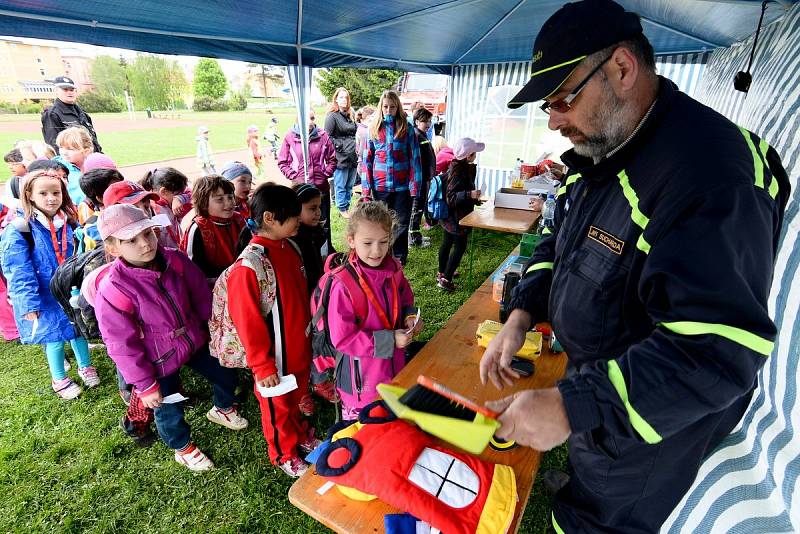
[257,374,298,398]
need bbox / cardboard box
[494,187,534,210]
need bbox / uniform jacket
[362,116,423,198]
[327,256,415,411]
[278,125,337,191]
[0,210,76,344]
[41,99,102,153]
[95,247,211,392]
[511,77,790,451]
[324,110,358,169]
[226,235,311,381]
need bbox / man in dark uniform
[479,1,790,532]
[41,76,102,153]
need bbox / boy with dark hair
[409,107,436,248]
[3,148,26,204]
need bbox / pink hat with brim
[97,204,160,241]
[452,137,486,160]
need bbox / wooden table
[289,258,568,533]
[459,203,540,235]
[458,203,540,289]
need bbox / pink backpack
[309,253,404,373]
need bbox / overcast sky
[2,35,252,80]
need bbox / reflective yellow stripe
[531,55,586,78]
[556,173,581,198]
[607,360,663,444]
[542,227,552,235]
[739,126,764,189]
[552,512,566,534]
[760,139,780,199]
[616,170,651,254]
[524,261,553,275]
[660,321,774,356]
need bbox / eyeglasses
[540,54,614,115]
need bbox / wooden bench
[288,252,568,533]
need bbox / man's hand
[485,388,571,451]
[479,310,532,389]
[258,374,280,388]
[139,387,163,409]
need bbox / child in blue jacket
[0,168,98,399]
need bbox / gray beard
[569,81,639,160]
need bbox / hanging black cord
[746,1,769,74]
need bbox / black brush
[397,375,499,421]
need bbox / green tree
[317,68,403,108]
[90,55,128,97]
[127,54,188,110]
[193,58,228,100]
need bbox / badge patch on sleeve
[587,226,624,254]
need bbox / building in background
[0,38,62,103]
[61,48,95,93]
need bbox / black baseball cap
[51,76,76,89]
[507,0,643,109]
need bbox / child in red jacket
[211,183,319,477]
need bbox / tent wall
[445,52,710,197]
[662,4,800,532]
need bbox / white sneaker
[278,456,309,478]
[174,445,214,471]
[63,358,71,372]
[206,406,249,430]
[78,366,101,388]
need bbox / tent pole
[296,0,310,184]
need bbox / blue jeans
[374,190,412,264]
[334,166,358,212]
[45,337,91,380]
[152,345,237,450]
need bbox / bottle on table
[537,194,556,234]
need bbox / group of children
[1,125,425,478]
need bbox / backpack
[49,246,108,339]
[427,171,449,220]
[209,240,301,369]
[308,252,404,377]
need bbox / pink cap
[97,204,159,241]
[452,137,486,160]
[103,180,159,207]
[83,153,118,172]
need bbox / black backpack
[49,246,107,340]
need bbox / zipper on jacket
[353,358,362,401]
[381,283,392,327]
[156,277,195,354]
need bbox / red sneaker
[298,393,315,416]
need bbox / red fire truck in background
[398,73,449,135]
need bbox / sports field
[0,108,309,182]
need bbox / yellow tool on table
[476,320,543,360]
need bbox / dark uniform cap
[51,76,76,89]
[507,0,643,109]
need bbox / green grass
[0,108,325,183]
[0,211,566,533]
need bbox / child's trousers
[152,345,237,450]
[255,370,310,465]
[44,337,91,380]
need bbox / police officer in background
[479,0,790,532]
[41,76,102,153]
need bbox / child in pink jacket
[327,201,423,420]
